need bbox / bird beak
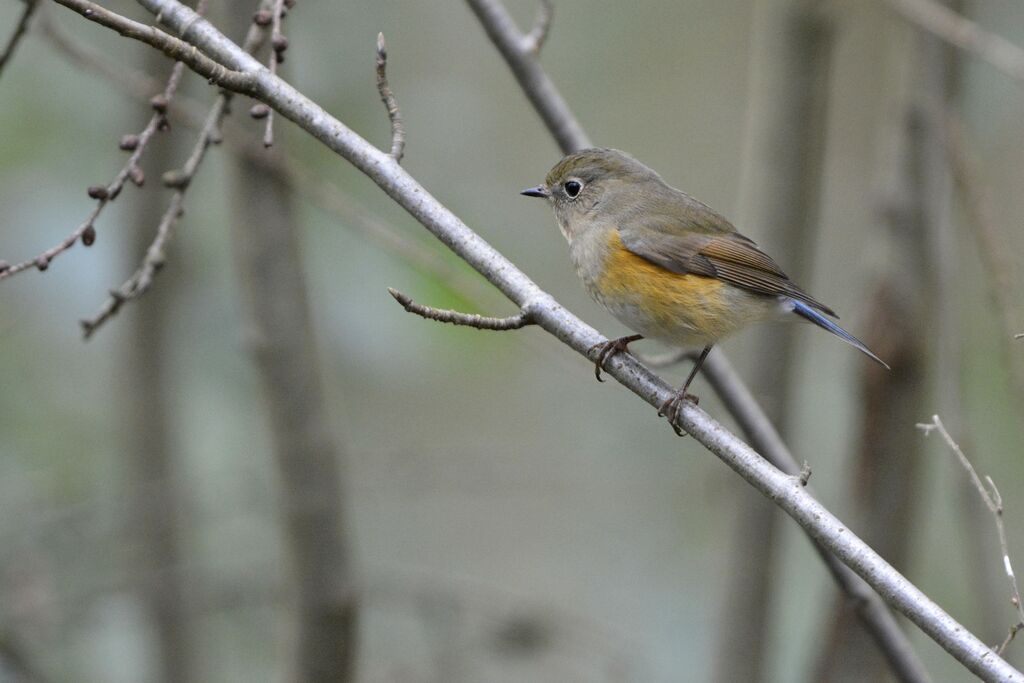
[520,185,550,198]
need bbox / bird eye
[563,180,582,198]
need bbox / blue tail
[790,300,890,370]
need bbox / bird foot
[657,390,700,436]
[587,334,643,382]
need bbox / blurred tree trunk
[715,2,833,681]
[122,49,193,683]
[229,109,358,683]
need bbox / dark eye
[564,180,582,198]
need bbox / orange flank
[596,231,739,342]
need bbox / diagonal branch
[388,288,533,330]
[0,58,185,281]
[0,0,38,79]
[885,0,1024,84]
[47,0,1024,679]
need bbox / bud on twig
[87,185,108,200]
[128,166,145,187]
[150,94,168,113]
[250,103,270,119]
[119,134,139,151]
[253,9,271,25]
[82,225,97,246]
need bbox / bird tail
[790,300,890,370]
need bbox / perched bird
[521,148,887,433]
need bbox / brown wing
[617,224,837,316]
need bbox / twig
[1016,333,1024,340]
[51,0,255,92]
[0,60,185,281]
[51,1,1024,678]
[261,0,285,147]
[885,0,1024,84]
[520,0,552,56]
[388,288,532,330]
[464,0,590,152]
[375,33,405,163]
[0,0,38,78]
[81,97,227,337]
[918,415,1024,653]
[80,0,273,337]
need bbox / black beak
[520,185,550,198]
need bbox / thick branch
[52,0,255,92]
[63,1,1023,679]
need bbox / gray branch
[49,0,1024,679]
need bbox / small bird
[521,148,888,434]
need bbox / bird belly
[580,232,781,348]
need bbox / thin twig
[81,96,227,337]
[388,288,532,330]
[520,0,552,56]
[918,415,1024,653]
[0,0,38,78]
[262,0,284,147]
[885,0,1024,84]
[0,60,185,281]
[375,33,405,163]
[80,0,273,337]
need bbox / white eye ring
[563,180,582,198]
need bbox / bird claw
[587,335,642,382]
[657,391,700,436]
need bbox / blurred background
[1,0,1022,681]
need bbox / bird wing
[617,218,837,317]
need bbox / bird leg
[588,334,644,382]
[658,345,713,436]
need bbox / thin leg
[587,334,643,382]
[658,345,713,436]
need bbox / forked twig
[918,415,1024,653]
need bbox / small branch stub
[376,33,405,163]
[521,0,552,55]
[388,288,532,331]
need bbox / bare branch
[388,288,532,330]
[375,33,405,163]
[520,0,552,56]
[54,1,1024,678]
[0,0,38,78]
[918,415,1024,653]
[81,97,228,337]
[885,0,1024,84]
[51,0,255,92]
[80,0,274,336]
[464,0,590,153]
[0,60,185,281]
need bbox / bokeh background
[1,0,1023,681]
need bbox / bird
[521,147,888,434]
